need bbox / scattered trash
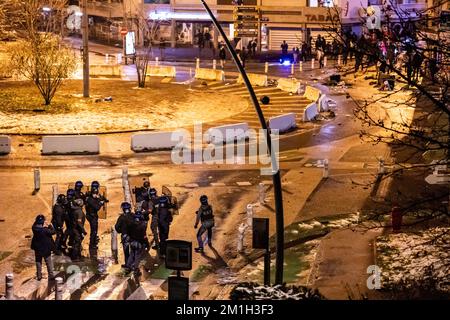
[104,96,113,102]
[230,282,325,300]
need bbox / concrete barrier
[268,113,297,133]
[303,85,321,103]
[90,64,122,77]
[277,78,301,94]
[195,68,225,81]
[303,103,319,121]
[206,123,249,144]
[236,73,268,87]
[146,65,176,78]
[42,136,99,155]
[131,131,187,152]
[0,136,11,154]
[318,94,337,112]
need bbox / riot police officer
[115,202,134,267]
[69,198,87,261]
[125,210,150,276]
[133,181,150,204]
[85,187,108,249]
[156,195,174,257]
[52,194,67,255]
[144,188,159,250]
[64,189,76,250]
[194,195,215,253]
[74,180,86,205]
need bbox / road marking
[184,183,199,188]
[210,182,226,187]
[236,181,252,186]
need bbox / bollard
[237,223,247,253]
[52,184,59,205]
[391,206,402,232]
[338,54,342,66]
[324,56,327,67]
[299,61,303,72]
[311,58,315,69]
[55,277,63,300]
[259,182,265,205]
[213,59,217,70]
[155,57,159,66]
[5,273,13,300]
[105,54,109,64]
[323,159,329,178]
[111,227,118,264]
[122,167,128,187]
[264,62,268,74]
[196,58,200,69]
[34,168,40,191]
[290,63,294,75]
[246,204,253,227]
[378,158,385,175]
[117,53,122,64]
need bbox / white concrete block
[303,85,321,103]
[131,131,186,151]
[303,103,319,121]
[146,65,176,78]
[0,135,11,154]
[268,113,297,133]
[236,73,268,87]
[195,68,225,81]
[42,135,99,155]
[206,123,250,144]
[90,64,122,77]
[277,78,301,93]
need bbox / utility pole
[201,0,284,285]
[82,0,89,97]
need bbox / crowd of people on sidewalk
[30,180,216,280]
[278,27,440,88]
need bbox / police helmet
[56,194,66,204]
[67,188,75,199]
[200,195,208,204]
[158,196,169,207]
[134,211,144,222]
[149,188,157,197]
[75,180,83,190]
[35,214,45,224]
[143,181,150,188]
[121,202,132,213]
[91,181,100,189]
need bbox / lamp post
[200,0,284,285]
[82,0,89,97]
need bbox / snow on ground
[376,227,450,293]
[0,81,249,134]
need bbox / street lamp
[200,0,285,285]
[81,0,89,97]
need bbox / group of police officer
[51,180,108,261]
[49,179,216,276]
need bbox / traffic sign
[425,173,450,184]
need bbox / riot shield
[162,185,179,215]
[129,175,151,206]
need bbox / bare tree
[1,0,76,105]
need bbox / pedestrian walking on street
[159,38,166,60]
[194,195,215,253]
[251,39,257,57]
[281,40,288,55]
[219,41,226,68]
[31,215,56,281]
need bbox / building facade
[82,0,429,50]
